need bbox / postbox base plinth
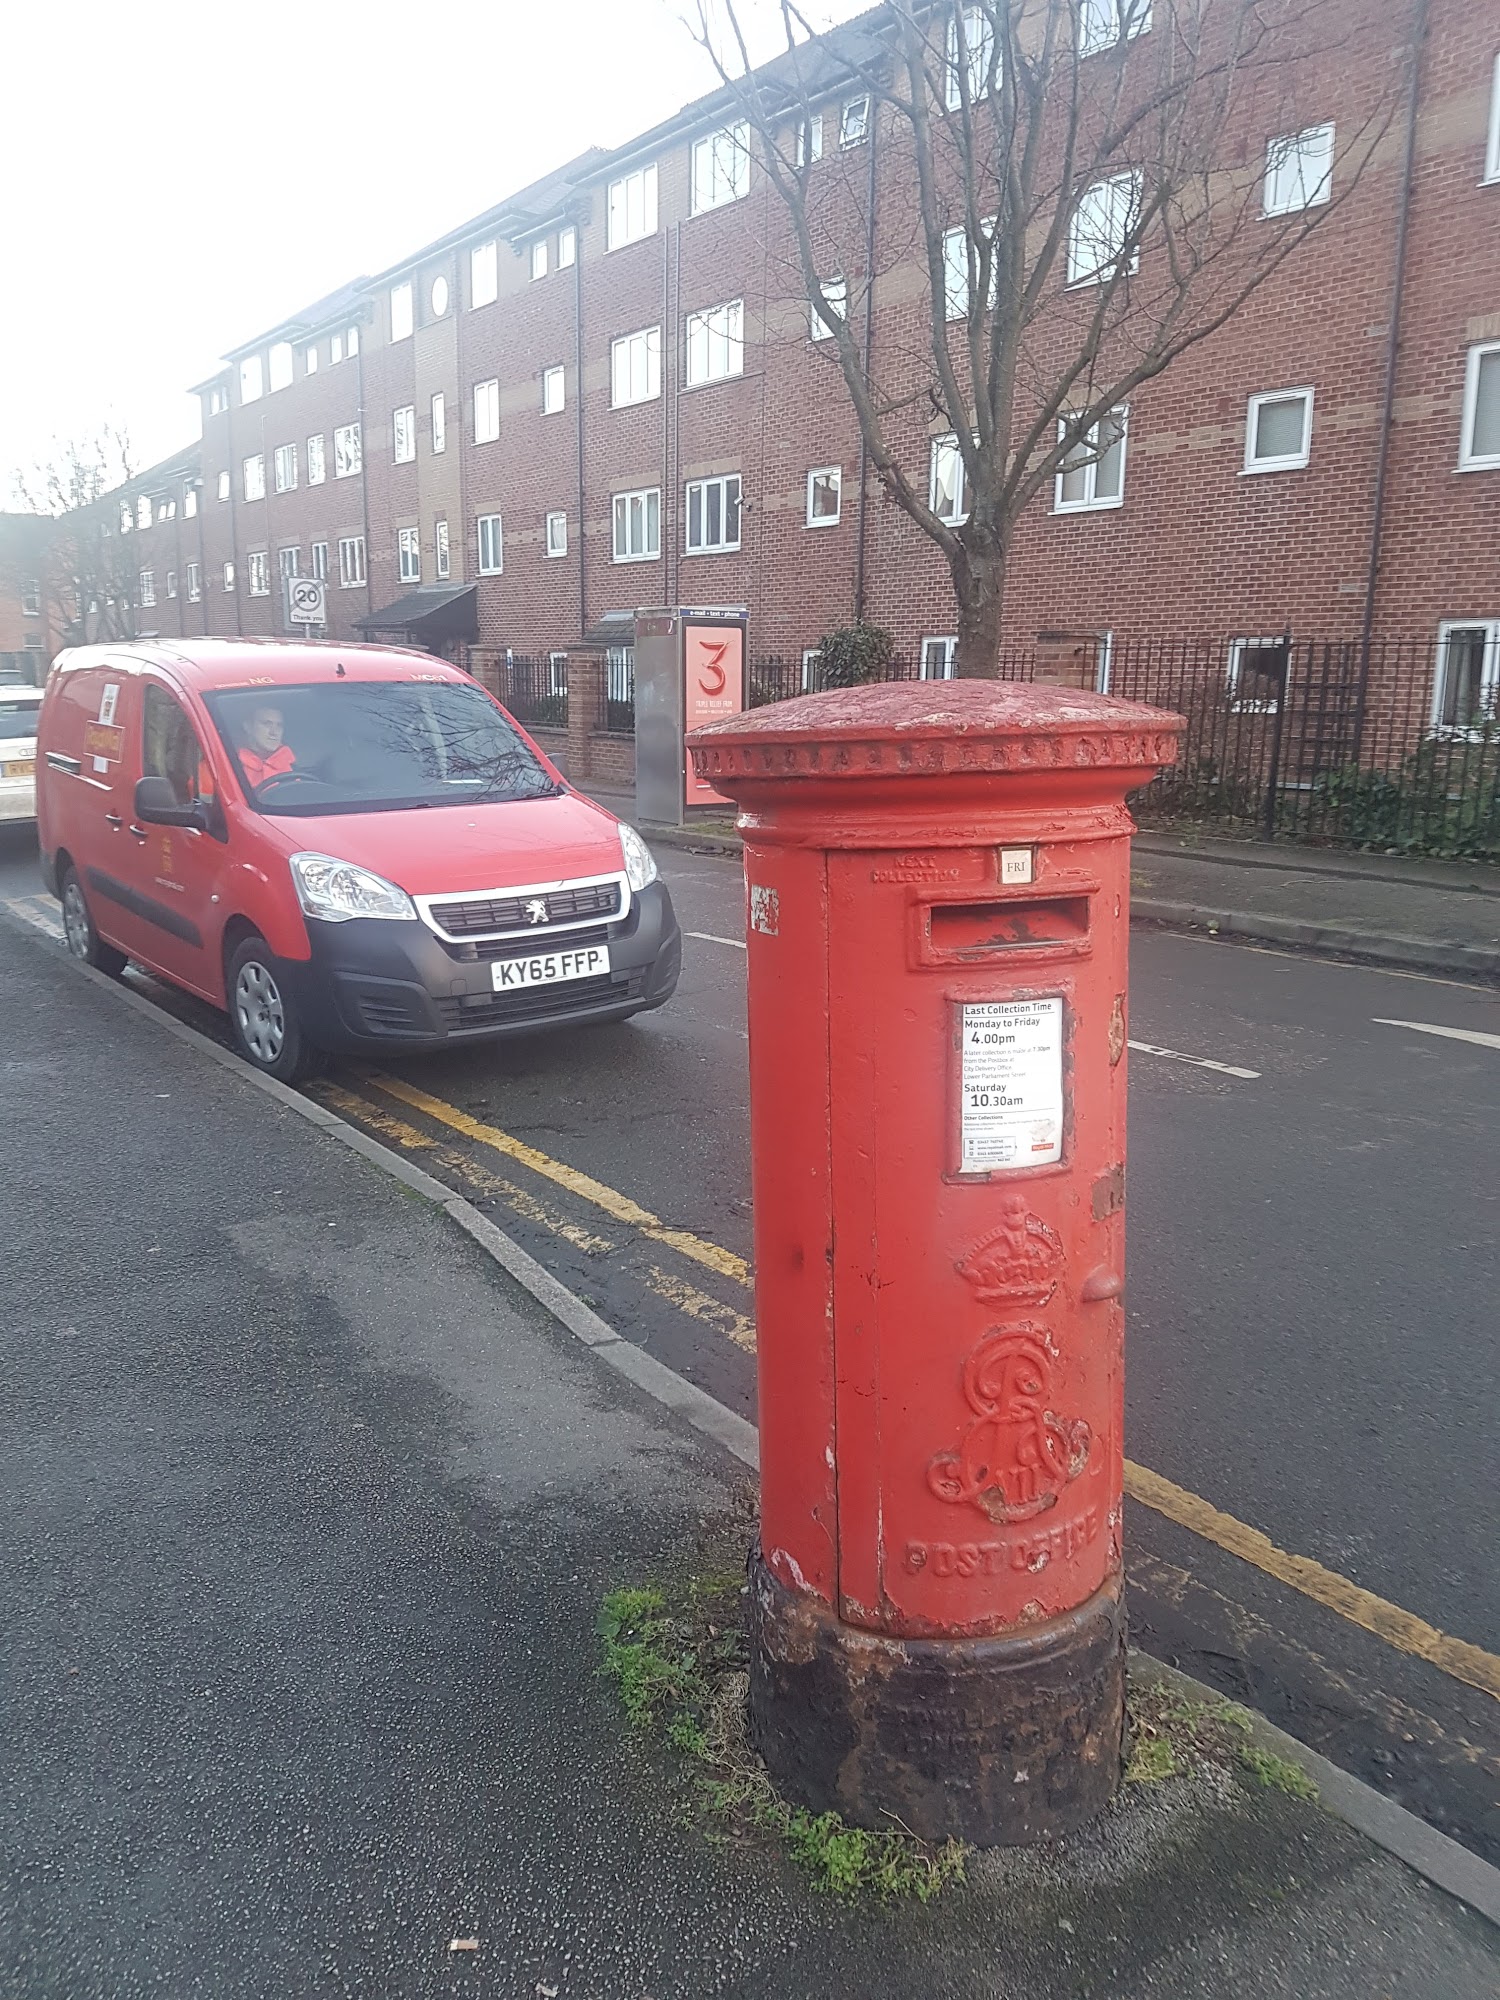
[747,1552,1125,1846]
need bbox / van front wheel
[60,865,126,978]
[227,934,323,1084]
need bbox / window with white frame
[345,324,360,357]
[208,384,228,416]
[311,542,328,582]
[1068,170,1142,283]
[795,112,823,167]
[268,341,294,392]
[158,497,176,522]
[137,494,151,530]
[1263,123,1334,217]
[810,276,847,340]
[119,501,132,532]
[607,163,658,250]
[1227,637,1290,713]
[398,526,421,583]
[139,569,155,607]
[393,405,416,463]
[274,443,298,493]
[239,355,264,404]
[248,551,270,596]
[946,6,995,109]
[1487,52,1500,182]
[691,122,750,214]
[217,471,230,502]
[542,365,566,414]
[434,519,450,579]
[531,240,548,281]
[390,280,413,341]
[1079,0,1152,57]
[1433,620,1500,733]
[304,343,319,375]
[243,454,265,502]
[929,433,968,523]
[184,487,198,518]
[611,326,661,406]
[1459,341,1500,469]
[471,240,499,307]
[331,333,344,364]
[187,563,201,601]
[801,647,822,690]
[166,571,177,600]
[338,536,366,588]
[474,378,501,443]
[334,423,362,478]
[545,510,568,557]
[807,466,842,525]
[307,433,326,485]
[278,546,299,581]
[685,474,741,553]
[840,94,869,146]
[1244,387,1313,472]
[20,579,39,615]
[476,513,503,575]
[943,227,969,319]
[558,225,577,269]
[920,636,958,679]
[431,393,446,454]
[685,300,743,385]
[612,487,661,562]
[1054,409,1128,511]
[223,561,236,592]
[547,652,569,696]
[429,273,448,319]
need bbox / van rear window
[203,679,558,815]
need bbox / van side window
[144,684,214,805]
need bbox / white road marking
[4,895,64,941]
[685,930,746,950]
[1128,1040,1260,1080]
[1373,1018,1500,1052]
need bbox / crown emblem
[958,1195,1063,1305]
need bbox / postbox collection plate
[957,995,1065,1172]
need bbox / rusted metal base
[746,1551,1125,1846]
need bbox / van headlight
[619,823,659,891]
[290,852,417,923]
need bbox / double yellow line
[339,1072,1500,1706]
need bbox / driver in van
[238,703,296,789]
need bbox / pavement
[4,907,1500,1993]
[583,783,1500,981]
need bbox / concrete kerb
[5,903,1495,1927]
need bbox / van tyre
[60,865,126,978]
[227,934,323,1083]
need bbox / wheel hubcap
[235,961,285,1062]
[63,881,91,960]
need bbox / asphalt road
[3,820,1496,1856]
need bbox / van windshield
[202,679,559,816]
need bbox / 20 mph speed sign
[286,576,326,625]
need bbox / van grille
[437,923,615,963]
[428,881,622,938]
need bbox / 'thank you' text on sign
[959,997,1064,1170]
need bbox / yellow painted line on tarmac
[366,1074,752,1286]
[317,1083,616,1256]
[642,1265,756,1352]
[1124,1461,1500,1703]
[343,1073,1500,1704]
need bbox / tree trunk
[953,551,1008,680]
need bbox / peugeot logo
[525,898,549,925]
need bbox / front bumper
[277,879,681,1055]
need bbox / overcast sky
[1,0,868,504]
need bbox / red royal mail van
[35,639,681,1080]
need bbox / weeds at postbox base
[597,1571,969,1902]
[1125,1680,1320,1803]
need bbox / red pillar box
[689,682,1182,1845]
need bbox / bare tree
[699,0,1396,674]
[11,428,142,647]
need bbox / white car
[0,686,43,821]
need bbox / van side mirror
[134,775,208,830]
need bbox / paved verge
[2,922,1496,1999]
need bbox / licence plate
[491,944,611,991]
[2,759,34,778]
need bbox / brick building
[32,2,1500,762]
